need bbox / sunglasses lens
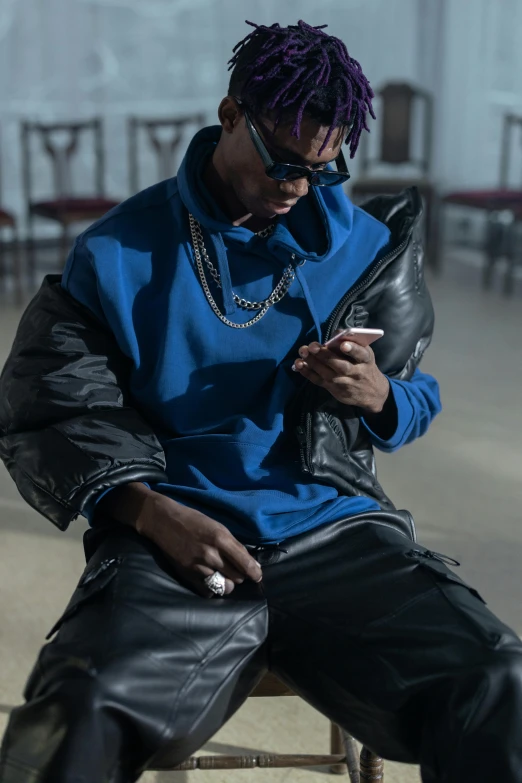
[312,171,350,187]
[267,164,350,186]
[267,164,307,182]
[284,171,308,182]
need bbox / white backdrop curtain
[0,0,419,236]
[1,0,520,238]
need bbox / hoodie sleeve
[361,368,441,452]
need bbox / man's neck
[202,154,273,233]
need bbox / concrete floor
[0,250,521,783]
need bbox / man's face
[218,97,345,219]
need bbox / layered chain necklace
[188,213,303,329]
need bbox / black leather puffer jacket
[294,186,433,511]
[0,187,432,531]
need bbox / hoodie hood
[176,125,355,265]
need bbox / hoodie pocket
[46,557,122,639]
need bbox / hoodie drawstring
[209,231,236,315]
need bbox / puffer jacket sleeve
[0,275,167,530]
[358,188,435,381]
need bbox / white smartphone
[324,327,384,350]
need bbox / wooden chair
[148,671,384,782]
[0,129,23,304]
[0,209,22,305]
[127,114,206,195]
[351,82,439,271]
[501,200,522,296]
[442,112,522,294]
[21,118,120,285]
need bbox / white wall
[0,0,421,235]
[4,0,521,236]
[434,0,522,191]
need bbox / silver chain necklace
[255,224,276,239]
[189,213,303,329]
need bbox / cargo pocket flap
[405,549,486,604]
[46,557,122,639]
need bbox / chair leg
[503,255,515,296]
[503,264,515,296]
[482,258,495,290]
[502,222,517,297]
[483,213,503,290]
[11,225,24,306]
[60,222,70,267]
[0,230,5,293]
[330,722,348,775]
[341,730,360,783]
[360,746,384,781]
[427,194,442,275]
[26,214,36,293]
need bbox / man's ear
[218,97,242,134]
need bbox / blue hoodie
[63,126,441,543]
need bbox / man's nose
[279,177,309,198]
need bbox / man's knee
[482,647,522,701]
[1,669,131,783]
[24,653,113,718]
[445,645,522,722]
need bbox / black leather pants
[2,511,522,783]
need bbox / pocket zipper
[406,549,461,568]
[78,557,123,588]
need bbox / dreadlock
[228,20,375,158]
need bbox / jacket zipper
[297,231,412,472]
[296,402,313,473]
[323,235,410,342]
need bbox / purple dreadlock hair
[228,20,375,158]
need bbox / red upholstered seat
[30,197,120,220]
[443,189,522,209]
[0,208,16,226]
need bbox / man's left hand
[292,338,390,414]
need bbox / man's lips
[265,198,298,211]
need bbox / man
[0,19,521,783]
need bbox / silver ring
[203,571,226,597]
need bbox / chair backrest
[359,81,433,178]
[499,113,522,188]
[127,114,206,194]
[21,118,106,208]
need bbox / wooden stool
[148,671,384,782]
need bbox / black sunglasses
[235,98,351,187]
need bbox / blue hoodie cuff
[361,379,415,451]
[82,482,151,525]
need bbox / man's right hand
[96,483,263,597]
